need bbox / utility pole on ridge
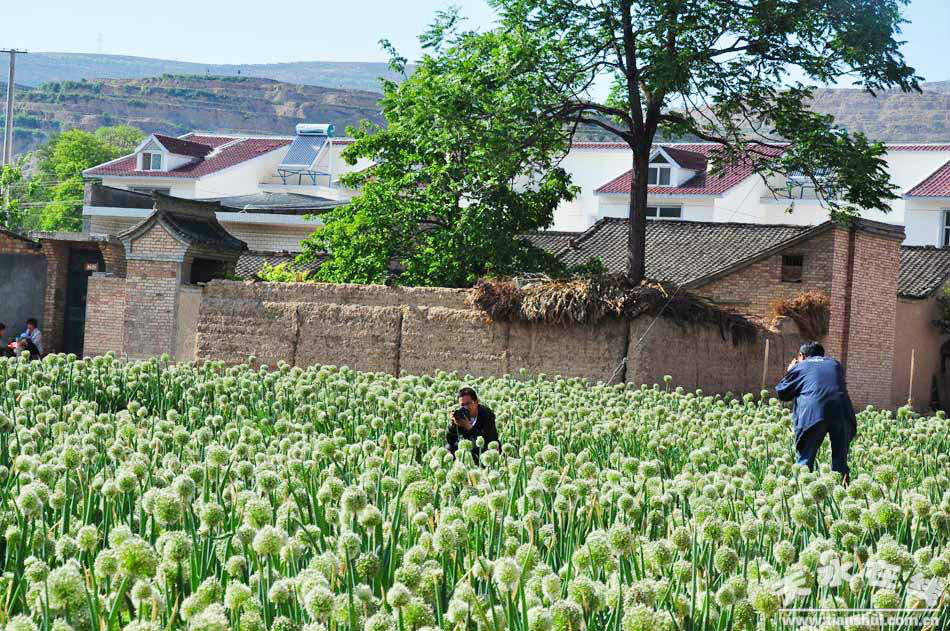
[1,48,28,167]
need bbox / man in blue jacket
[775,341,857,481]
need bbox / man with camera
[446,387,499,463]
[775,341,856,483]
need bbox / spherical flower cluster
[0,357,949,631]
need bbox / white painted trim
[650,146,680,169]
[132,134,160,154]
[83,206,152,218]
[217,213,323,226]
[84,205,322,226]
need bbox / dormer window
[648,152,672,186]
[648,166,671,186]
[142,151,163,171]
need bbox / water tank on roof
[295,123,335,137]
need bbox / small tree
[94,125,145,154]
[300,15,576,287]
[0,163,28,232]
[492,0,920,282]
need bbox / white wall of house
[554,146,633,231]
[546,145,950,238]
[713,176,766,223]
[97,177,198,198]
[904,199,950,246]
[882,150,950,223]
[192,148,290,198]
[596,194,715,223]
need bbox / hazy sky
[6,0,949,82]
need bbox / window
[944,209,950,247]
[645,206,682,220]
[781,255,804,283]
[648,166,671,186]
[142,152,162,171]
[130,187,171,195]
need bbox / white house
[81,125,372,273]
[556,141,950,246]
[82,128,950,260]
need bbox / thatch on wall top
[470,275,759,346]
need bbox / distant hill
[0,53,947,159]
[0,75,386,156]
[14,52,404,93]
[807,81,950,143]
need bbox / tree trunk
[626,151,649,284]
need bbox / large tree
[24,127,142,232]
[492,0,920,282]
[300,16,576,287]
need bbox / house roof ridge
[900,244,950,251]
[592,216,813,230]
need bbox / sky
[5,0,949,83]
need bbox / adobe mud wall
[195,280,805,399]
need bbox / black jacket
[446,404,499,461]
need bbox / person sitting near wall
[0,323,13,358]
[17,319,43,356]
[14,335,40,360]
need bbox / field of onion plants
[0,353,948,631]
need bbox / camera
[452,407,471,423]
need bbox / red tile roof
[85,135,292,178]
[572,141,950,152]
[906,159,950,197]
[884,145,950,152]
[153,134,213,158]
[595,144,777,196]
[662,146,707,171]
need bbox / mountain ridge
[1,52,948,157]
[13,52,405,93]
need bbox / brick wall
[83,275,128,357]
[117,223,186,360]
[39,241,69,354]
[844,231,901,409]
[695,230,835,321]
[100,242,127,277]
[0,230,43,255]
[127,222,187,258]
[122,261,182,359]
[195,281,804,396]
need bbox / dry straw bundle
[771,290,830,340]
[471,275,758,345]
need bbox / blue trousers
[796,419,851,476]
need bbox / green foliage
[301,17,576,288]
[94,125,144,153]
[492,0,920,281]
[34,130,117,232]
[0,163,28,232]
[254,262,315,283]
[2,126,141,232]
